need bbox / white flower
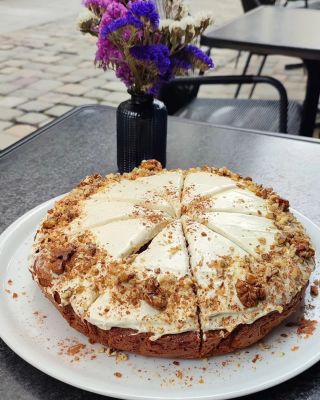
[165,0,189,20]
[76,10,96,28]
[186,25,195,36]
[178,2,190,18]
[159,18,174,30]
[194,10,214,28]
[181,16,195,27]
[169,20,184,33]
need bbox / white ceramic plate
[0,197,319,400]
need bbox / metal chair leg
[249,54,268,98]
[235,50,242,69]
[234,52,253,98]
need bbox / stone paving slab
[18,100,54,112]
[45,105,73,117]
[0,0,318,151]
[4,124,35,138]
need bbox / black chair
[285,0,320,8]
[158,75,302,134]
[241,0,276,12]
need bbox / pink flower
[122,28,132,41]
[107,2,127,19]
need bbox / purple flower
[83,0,112,9]
[101,13,143,37]
[130,1,159,28]
[99,11,112,32]
[129,44,171,75]
[171,55,192,71]
[116,62,135,86]
[107,2,127,19]
[122,28,132,41]
[96,36,120,67]
[184,45,214,69]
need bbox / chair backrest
[241,0,276,12]
[157,82,200,115]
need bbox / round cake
[30,160,315,358]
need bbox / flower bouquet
[79,0,214,172]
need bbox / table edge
[201,6,320,61]
[0,104,319,161]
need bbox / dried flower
[159,18,174,30]
[164,0,189,20]
[101,14,143,36]
[77,10,99,35]
[131,1,160,28]
[80,0,214,94]
[194,11,214,29]
[184,45,214,69]
[130,44,171,75]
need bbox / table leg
[300,60,320,136]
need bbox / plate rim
[0,198,319,400]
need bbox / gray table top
[1,105,320,400]
[201,6,320,61]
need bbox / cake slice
[132,220,189,276]
[96,171,184,217]
[192,211,278,256]
[89,218,169,259]
[182,171,237,205]
[186,187,268,216]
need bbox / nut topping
[50,244,75,274]
[236,277,266,308]
[117,271,135,284]
[143,277,167,311]
[276,197,290,211]
[139,160,162,171]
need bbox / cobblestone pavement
[0,0,318,150]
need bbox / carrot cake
[30,160,315,358]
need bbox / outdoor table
[1,105,320,400]
[201,6,320,137]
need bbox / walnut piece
[143,277,167,311]
[294,241,315,258]
[276,197,290,211]
[50,244,75,274]
[117,271,135,284]
[310,285,319,297]
[139,159,162,171]
[236,278,266,308]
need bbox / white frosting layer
[81,200,169,229]
[70,282,99,317]
[193,211,277,256]
[183,217,246,285]
[199,187,268,216]
[183,172,237,205]
[68,198,171,259]
[90,218,169,259]
[97,171,184,217]
[86,285,198,340]
[183,218,279,332]
[132,221,189,276]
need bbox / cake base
[42,285,306,359]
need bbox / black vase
[117,91,167,174]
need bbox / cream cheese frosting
[31,163,315,340]
[183,217,277,332]
[132,221,190,276]
[96,171,184,217]
[182,171,237,205]
[192,211,278,256]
